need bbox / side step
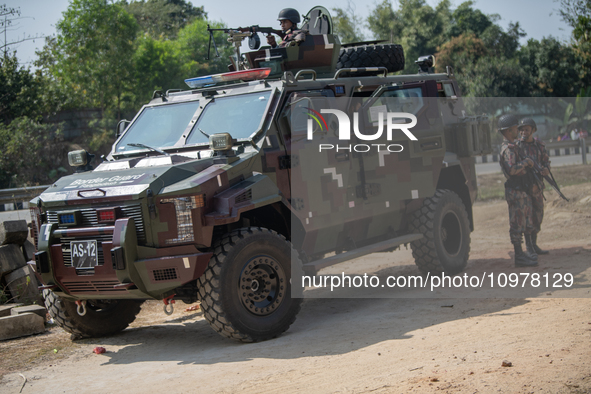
[302,233,423,275]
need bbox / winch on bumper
[35,215,212,301]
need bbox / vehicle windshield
[116,100,200,153]
[185,91,271,145]
[115,91,272,154]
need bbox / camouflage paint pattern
[31,38,487,301]
[244,34,340,77]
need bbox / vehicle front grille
[61,279,126,294]
[47,204,146,242]
[47,204,146,268]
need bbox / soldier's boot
[531,233,549,255]
[513,243,538,267]
[524,234,538,261]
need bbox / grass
[477,164,591,202]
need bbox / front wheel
[197,227,302,342]
[43,289,143,339]
[410,189,471,275]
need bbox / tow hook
[163,294,176,315]
[75,300,87,316]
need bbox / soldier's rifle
[206,25,282,63]
[516,145,569,202]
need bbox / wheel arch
[436,164,474,231]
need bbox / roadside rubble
[0,220,47,341]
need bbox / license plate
[71,240,98,268]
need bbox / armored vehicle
[31,7,491,342]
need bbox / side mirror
[68,150,95,173]
[116,120,131,138]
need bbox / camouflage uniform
[277,28,307,48]
[518,138,550,234]
[500,138,534,244]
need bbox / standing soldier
[518,117,550,257]
[498,114,538,267]
[266,8,307,48]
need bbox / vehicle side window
[370,87,424,119]
[279,91,331,137]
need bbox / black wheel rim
[441,211,462,256]
[239,255,287,316]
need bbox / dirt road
[1,183,590,393]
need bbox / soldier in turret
[518,117,551,257]
[266,8,307,48]
[498,114,538,267]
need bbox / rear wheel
[197,227,302,342]
[410,189,471,275]
[43,289,143,339]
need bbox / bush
[0,117,69,188]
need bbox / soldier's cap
[518,117,537,130]
[497,114,519,132]
[278,8,300,24]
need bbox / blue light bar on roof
[185,68,271,89]
[184,75,216,88]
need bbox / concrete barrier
[0,303,23,317]
[11,304,47,319]
[0,313,45,340]
[0,220,28,246]
[0,244,26,279]
[4,265,39,304]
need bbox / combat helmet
[518,117,537,131]
[278,8,300,24]
[497,114,519,132]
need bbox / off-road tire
[337,44,405,73]
[43,289,143,339]
[197,227,303,342]
[410,189,471,275]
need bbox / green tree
[480,22,525,59]
[367,0,403,43]
[0,53,43,124]
[573,15,591,82]
[122,0,206,39]
[461,56,532,97]
[0,117,67,188]
[368,0,451,72]
[446,1,492,39]
[332,1,365,44]
[132,35,180,103]
[50,0,139,120]
[435,33,487,75]
[128,18,232,111]
[557,0,591,28]
[519,37,582,97]
[174,18,233,79]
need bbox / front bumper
[36,218,212,300]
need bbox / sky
[3,0,574,67]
